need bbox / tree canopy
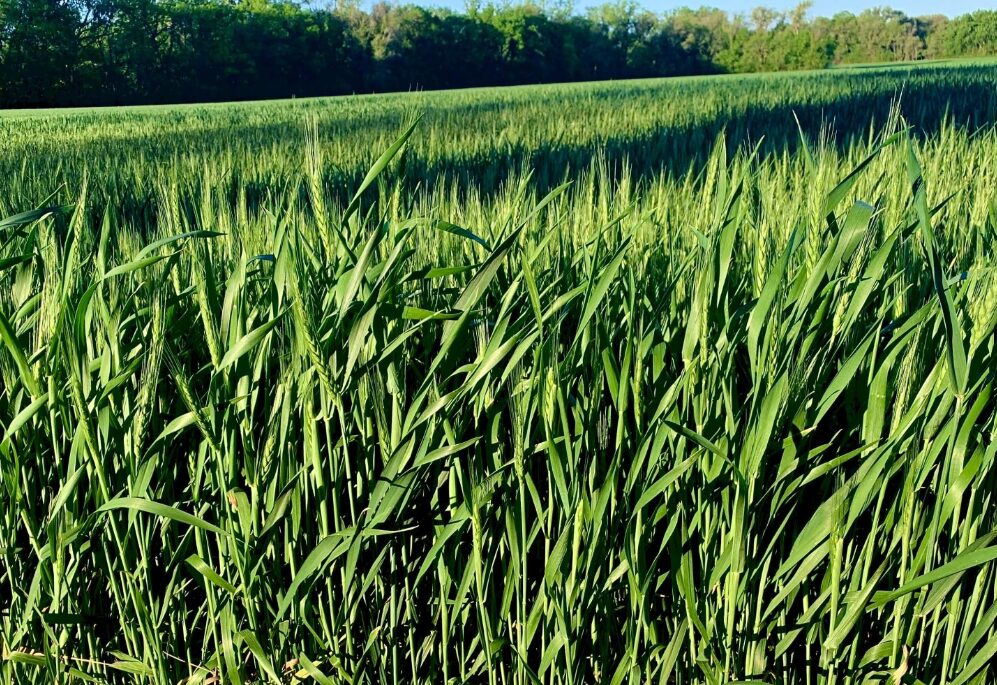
[0,0,995,107]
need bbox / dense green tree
[929,10,997,58]
[663,7,734,74]
[477,3,560,83]
[0,0,86,104]
[2,0,997,107]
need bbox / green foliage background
[2,0,997,107]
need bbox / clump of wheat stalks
[3,75,997,685]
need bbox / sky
[651,0,983,17]
[419,0,987,18]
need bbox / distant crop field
[3,57,997,213]
[3,60,997,684]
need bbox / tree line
[2,0,997,107]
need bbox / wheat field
[3,61,997,684]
